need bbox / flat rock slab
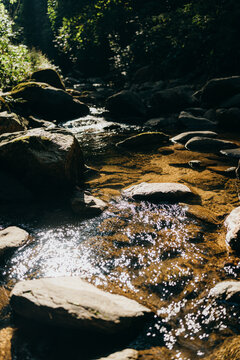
[209,281,240,303]
[185,137,237,153]
[98,349,138,360]
[0,226,29,256]
[10,277,151,334]
[171,131,217,145]
[220,148,240,158]
[225,206,240,251]
[122,182,197,203]
[116,132,169,150]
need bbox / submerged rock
[6,82,89,122]
[106,90,147,118]
[178,111,216,130]
[185,137,237,153]
[209,280,240,303]
[0,111,26,135]
[122,182,197,203]
[0,128,85,196]
[30,68,65,90]
[225,206,240,251]
[71,191,107,217]
[10,277,151,334]
[204,335,240,360]
[97,349,138,360]
[116,132,169,150]
[0,226,29,257]
[171,131,217,145]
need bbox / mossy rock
[30,68,65,90]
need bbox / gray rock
[220,148,240,158]
[185,107,206,117]
[106,90,147,118]
[178,111,216,130]
[10,277,151,333]
[0,128,85,195]
[122,182,197,203]
[144,116,178,130]
[209,281,240,303]
[171,131,217,145]
[185,137,237,153]
[0,226,29,256]
[116,132,169,150]
[216,108,240,130]
[0,111,25,135]
[200,76,240,106]
[97,349,138,360]
[71,192,107,217]
[221,94,240,108]
[225,206,240,251]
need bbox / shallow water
[1,108,240,359]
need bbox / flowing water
[1,108,240,359]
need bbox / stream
[1,107,240,359]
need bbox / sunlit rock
[0,111,26,135]
[6,82,89,122]
[97,348,138,360]
[106,90,147,118]
[71,191,107,217]
[116,132,169,150]
[178,111,216,130]
[0,128,85,196]
[122,182,197,203]
[225,206,240,251]
[209,280,240,303]
[185,137,237,153]
[10,277,152,333]
[171,131,217,145]
[0,226,29,257]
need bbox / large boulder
[122,182,197,203]
[185,137,237,153]
[30,68,65,90]
[10,277,151,334]
[171,131,218,145]
[225,206,240,252]
[0,128,85,196]
[178,112,216,131]
[116,132,169,150]
[106,90,147,118]
[6,82,89,122]
[0,226,29,257]
[0,111,26,135]
[150,86,196,115]
[200,76,240,106]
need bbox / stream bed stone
[0,226,29,257]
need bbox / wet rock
[0,111,26,135]
[182,204,220,226]
[30,68,65,90]
[220,148,240,158]
[0,128,85,196]
[0,170,33,203]
[178,111,216,130]
[106,90,147,118]
[150,85,196,115]
[71,191,107,217]
[10,277,151,334]
[185,107,206,117]
[225,206,240,251]
[216,108,240,130]
[185,137,237,153]
[208,166,237,178]
[6,82,89,122]
[188,160,202,170]
[204,335,240,360]
[171,131,217,145]
[144,116,178,130]
[97,349,138,360]
[221,94,240,108]
[209,280,240,303]
[200,76,240,106]
[122,182,197,203]
[0,226,29,257]
[116,132,169,150]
